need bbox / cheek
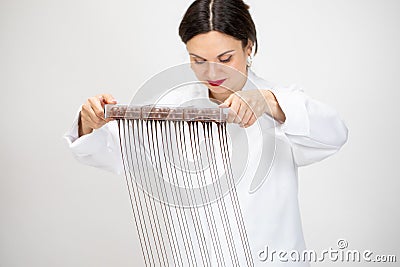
[190,65,207,81]
[225,57,247,78]
[224,59,248,90]
[189,60,205,79]
[230,57,247,73]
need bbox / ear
[246,39,254,56]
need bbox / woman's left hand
[219,89,286,128]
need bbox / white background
[1,0,399,266]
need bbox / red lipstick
[207,79,226,86]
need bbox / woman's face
[186,31,252,101]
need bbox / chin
[210,86,234,95]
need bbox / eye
[194,58,206,65]
[219,55,232,63]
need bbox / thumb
[219,94,233,108]
[101,94,117,104]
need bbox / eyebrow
[189,49,235,60]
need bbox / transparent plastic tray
[104,104,227,122]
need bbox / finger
[100,93,117,104]
[227,109,236,123]
[81,103,101,125]
[234,104,243,124]
[240,108,252,127]
[97,94,116,122]
[82,103,104,128]
[219,94,234,108]
[244,114,257,128]
[88,97,107,121]
[228,97,241,123]
[236,102,248,125]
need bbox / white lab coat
[64,69,348,266]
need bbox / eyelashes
[194,55,233,64]
[219,55,232,63]
[194,59,205,65]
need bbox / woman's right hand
[78,94,117,137]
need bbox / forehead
[186,31,242,58]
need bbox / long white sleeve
[270,84,348,167]
[63,109,124,175]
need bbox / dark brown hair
[178,0,258,55]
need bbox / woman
[65,0,348,266]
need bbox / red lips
[207,79,226,86]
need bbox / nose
[206,61,218,80]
